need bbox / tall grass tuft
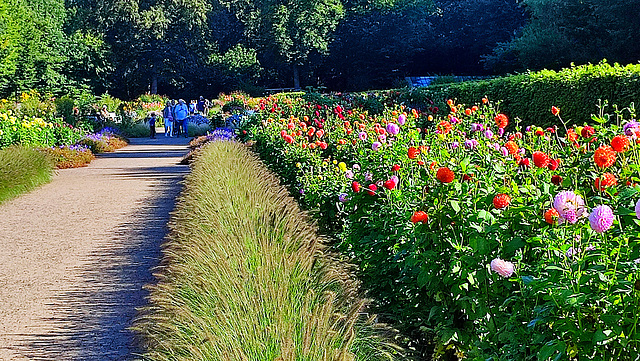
[134,141,402,361]
[0,146,53,204]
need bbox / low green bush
[134,140,402,361]
[407,61,640,129]
[0,146,52,204]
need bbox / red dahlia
[352,181,361,193]
[611,135,630,152]
[532,151,550,168]
[367,184,377,196]
[411,211,428,224]
[493,194,511,209]
[581,126,595,138]
[436,167,455,183]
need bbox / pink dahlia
[386,123,400,135]
[490,258,515,278]
[553,191,585,224]
[588,205,615,233]
[635,199,640,220]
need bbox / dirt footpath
[0,135,190,360]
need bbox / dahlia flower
[553,191,585,224]
[588,205,615,233]
[386,123,400,135]
[490,258,514,278]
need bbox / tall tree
[220,0,344,89]
[484,0,640,72]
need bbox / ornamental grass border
[134,140,402,361]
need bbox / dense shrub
[0,146,52,204]
[134,140,401,361]
[406,61,640,130]
[245,92,640,360]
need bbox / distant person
[163,101,174,137]
[173,99,189,138]
[189,100,196,116]
[196,96,209,115]
[100,105,109,123]
[148,112,157,139]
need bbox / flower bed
[244,93,640,359]
[39,144,95,169]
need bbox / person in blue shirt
[173,99,189,138]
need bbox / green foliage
[54,95,75,124]
[0,145,52,204]
[134,140,402,361]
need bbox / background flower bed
[241,91,640,360]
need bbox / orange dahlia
[408,147,419,159]
[611,135,630,152]
[437,121,452,134]
[411,211,428,224]
[504,141,519,155]
[495,113,509,129]
[566,129,578,142]
[544,208,559,225]
[594,172,617,191]
[436,167,455,183]
[593,145,616,168]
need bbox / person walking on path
[163,101,173,137]
[148,112,157,139]
[196,96,209,115]
[173,99,189,138]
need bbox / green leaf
[450,200,461,213]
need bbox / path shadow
[15,148,189,360]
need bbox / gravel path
[0,134,191,360]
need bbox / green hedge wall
[407,61,640,129]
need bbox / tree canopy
[0,0,637,98]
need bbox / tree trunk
[293,64,300,90]
[151,73,158,94]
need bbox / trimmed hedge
[408,61,640,129]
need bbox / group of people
[159,96,210,138]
